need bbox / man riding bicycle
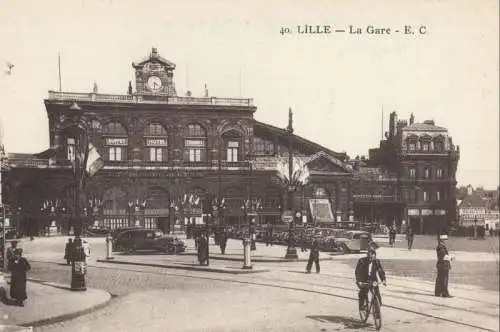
[355,248,387,310]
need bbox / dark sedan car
[113,229,185,254]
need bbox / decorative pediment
[132,47,176,70]
[305,151,352,173]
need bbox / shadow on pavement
[0,286,20,306]
[306,315,371,330]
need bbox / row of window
[69,144,241,163]
[405,136,446,152]
[405,189,445,202]
[407,167,445,179]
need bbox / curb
[178,252,334,263]
[97,259,269,274]
[2,277,113,328]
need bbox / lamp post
[285,108,298,259]
[1,146,8,269]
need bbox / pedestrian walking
[435,234,453,297]
[406,227,414,250]
[197,233,209,266]
[9,248,31,306]
[64,238,73,265]
[306,238,320,273]
[219,229,228,255]
[389,225,397,247]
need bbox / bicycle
[358,281,384,330]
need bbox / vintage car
[333,230,377,254]
[113,229,185,254]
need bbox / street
[2,235,494,332]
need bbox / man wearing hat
[435,234,453,297]
[355,247,387,310]
[306,237,320,273]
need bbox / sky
[0,0,498,189]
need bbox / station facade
[3,48,459,235]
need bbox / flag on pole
[86,143,104,177]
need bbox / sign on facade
[282,210,293,223]
[105,138,128,146]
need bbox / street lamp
[276,108,310,259]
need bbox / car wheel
[341,244,350,254]
[126,245,136,254]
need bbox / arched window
[420,135,432,151]
[434,136,445,152]
[185,123,207,162]
[143,123,168,162]
[103,122,127,136]
[406,135,418,151]
[103,121,128,161]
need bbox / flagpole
[58,52,62,92]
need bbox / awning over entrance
[309,198,334,223]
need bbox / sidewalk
[0,276,111,329]
[97,238,333,273]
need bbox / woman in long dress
[10,248,31,306]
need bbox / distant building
[353,112,460,234]
[458,186,499,232]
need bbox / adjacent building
[352,112,460,234]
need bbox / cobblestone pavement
[13,237,500,331]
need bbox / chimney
[423,120,435,126]
[409,113,415,125]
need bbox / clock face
[147,76,162,91]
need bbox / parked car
[113,229,185,254]
[333,230,376,254]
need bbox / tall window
[150,148,163,161]
[436,168,443,178]
[109,147,123,161]
[423,191,429,202]
[103,121,128,161]
[407,136,417,151]
[144,123,168,162]
[227,141,239,162]
[67,138,75,161]
[422,142,430,151]
[409,168,416,178]
[185,124,206,163]
[189,148,202,162]
[424,168,431,179]
[434,137,445,152]
[436,191,441,201]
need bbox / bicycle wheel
[358,296,370,323]
[372,295,382,330]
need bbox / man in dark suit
[406,227,414,250]
[355,248,387,310]
[435,234,452,297]
[306,238,320,273]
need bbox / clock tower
[132,47,177,96]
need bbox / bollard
[105,233,114,260]
[242,238,252,269]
